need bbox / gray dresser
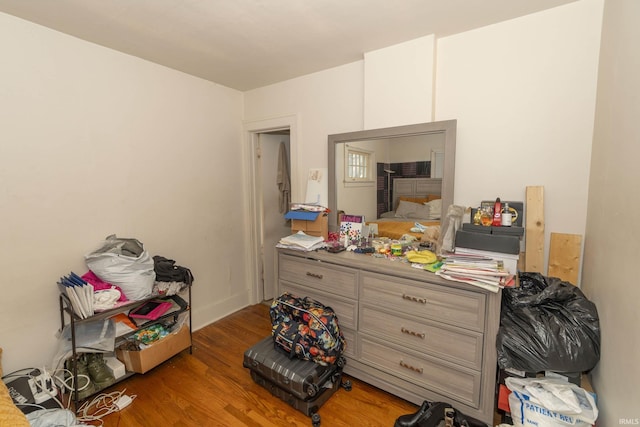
[277,248,501,425]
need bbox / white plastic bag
[85,235,155,301]
[51,319,116,372]
[506,377,598,427]
[439,204,466,254]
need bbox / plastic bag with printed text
[506,376,598,427]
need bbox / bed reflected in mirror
[327,120,456,240]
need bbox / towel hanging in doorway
[277,141,291,213]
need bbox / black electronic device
[3,370,59,414]
[129,299,172,320]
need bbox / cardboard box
[116,325,191,374]
[291,214,328,239]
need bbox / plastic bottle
[492,197,502,226]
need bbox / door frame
[243,114,299,304]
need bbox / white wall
[435,0,604,276]
[582,0,640,423]
[0,13,246,373]
[244,63,365,203]
[364,35,435,129]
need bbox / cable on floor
[76,389,136,425]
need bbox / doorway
[257,131,291,301]
[244,115,298,304]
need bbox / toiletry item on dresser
[473,207,483,225]
[492,197,502,226]
[501,202,513,226]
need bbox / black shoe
[415,402,452,427]
[453,408,488,427]
[394,401,431,427]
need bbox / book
[340,214,365,243]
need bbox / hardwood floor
[97,303,418,426]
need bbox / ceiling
[0,0,579,91]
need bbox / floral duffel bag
[269,292,346,366]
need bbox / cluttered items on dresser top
[278,214,516,293]
[278,196,528,293]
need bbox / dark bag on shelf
[270,292,346,366]
[496,272,601,373]
[153,255,194,285]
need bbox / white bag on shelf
[51,318,116,372]
[506,377,598,427]
[85,235,155,301]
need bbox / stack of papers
[277,231,326,251]
[436,254,515,292]
[288,203,328,212]
[57,272,95,318]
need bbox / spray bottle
[492,197,502,226]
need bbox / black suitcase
[243,336,351,426]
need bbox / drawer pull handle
[401,327,425,339]
[399,360,423,374]
[306,272,323,279]
[402,294,427,304]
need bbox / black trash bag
[496,272,600,373]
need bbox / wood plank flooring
[97,303,418,426]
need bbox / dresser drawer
[359,304,483,370]
[279,254,358,299]
[360,272,485,332]
[358,336,481,408]
[279,282,358,330]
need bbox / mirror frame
[327,120,457,233]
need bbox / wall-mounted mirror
[328,120,456,238]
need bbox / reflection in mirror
[328,120,456,238]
